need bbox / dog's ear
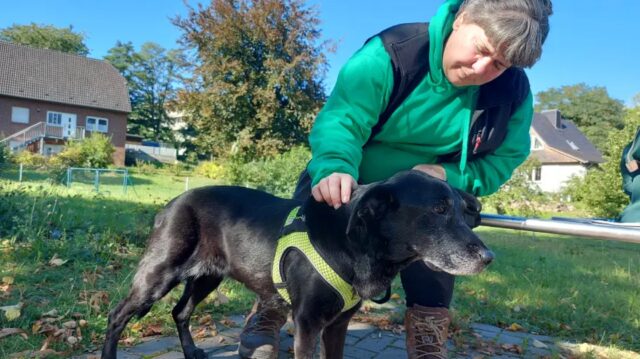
[346,184,395,241]
[454,188,482,228]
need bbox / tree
[173,0,330,160]
[563,105,640,218]
[535,83,625,154]
[104,42,186,144]
[0,23,89,55]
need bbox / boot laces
[411,313,448,358]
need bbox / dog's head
[346,170,493,275]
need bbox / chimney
[541,109,562,129]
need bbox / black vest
[366,23,530,162]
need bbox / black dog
[102,170,493,359]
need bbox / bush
[481,158,547,217]
[224,146,311,198]
[12,150,47,167]
[48,133,116,182]
[561,106,640,219]
[195,161,227,180]
[0,142,12,165]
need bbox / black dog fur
[101,170,493,359]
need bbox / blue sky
[1,0,639,106]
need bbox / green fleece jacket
[308,0,533,196]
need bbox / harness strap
[272,207,361,312]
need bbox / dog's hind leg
[172,274,223,359]
[101,265,181,359]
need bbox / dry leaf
[198,314,212,326]
[390,293,401,300]
[42,309,58,317]
[89,291,109,312]
[532,339,548,348]
[62,320,77,329]
[506,323,524,332]
[67,336,79,345]
[1,302,23,321]
[130,322,142,333]
[49,254,68,267]
[2,276,14,285]
[0,328,28,339]
[142,324,163,337]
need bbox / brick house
[0,41,131,166]
[528,110,604,192]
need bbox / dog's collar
[272,206,361,313]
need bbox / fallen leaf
[62,320,77,329]
[198,314,212,326]
[42,309,58,317]
[213,290,229,307]
[0,328,28,339]
[2,276,14,285]
[1,302,23,321]
[67,336,79,345]
[89,291,109,312]
[532,339,548,348]
[506,323,524,332]
[390,293,401,300]
[142,324,163,337]
[130,322,142,333]
[49,254,68,267]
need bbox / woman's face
[442,13,510,87]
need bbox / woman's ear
[453,11,466,30]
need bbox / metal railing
[0,122,86,151]
[480,214,640,244]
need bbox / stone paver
[77,316,566,358]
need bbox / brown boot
[404,305,451,359]
[238,300,288,359]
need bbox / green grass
[1,171,639,357]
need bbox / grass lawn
[1,170,639,357]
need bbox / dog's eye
[433,204,448,215]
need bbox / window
[11,107,29,124]
[531,137,543,150]
[86,116,109,133]
[47,112,63,126]
[532,167,542,181]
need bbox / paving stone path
[76,315,568,358]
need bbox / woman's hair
[458,0,553,68]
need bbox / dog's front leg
[293,314,324,359]
[320,305,359,359]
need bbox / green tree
[563,105,640,218]
[535,83,625,154]
[104,42,186,144]
[173,0,330,160]
[0,23,89,55]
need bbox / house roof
[530,110,604,164]
[0,41,131,113]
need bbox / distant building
[528,109,604,192]
[0,41,131,165]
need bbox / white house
[528,110,604,192]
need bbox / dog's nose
[480,249,494,265]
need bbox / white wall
[533,164,586,193]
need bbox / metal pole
[480,214,640,245]
[66,168,71,187]
[94,169,100,192]
[19,163,23,182]
[123,170,128,194]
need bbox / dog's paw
[185,347,207,359]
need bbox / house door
[62,113,77,138]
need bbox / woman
[239,1,553,358]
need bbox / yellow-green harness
[272,206,361,312]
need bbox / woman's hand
[413,164,447,181]
[311,172,357,209]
